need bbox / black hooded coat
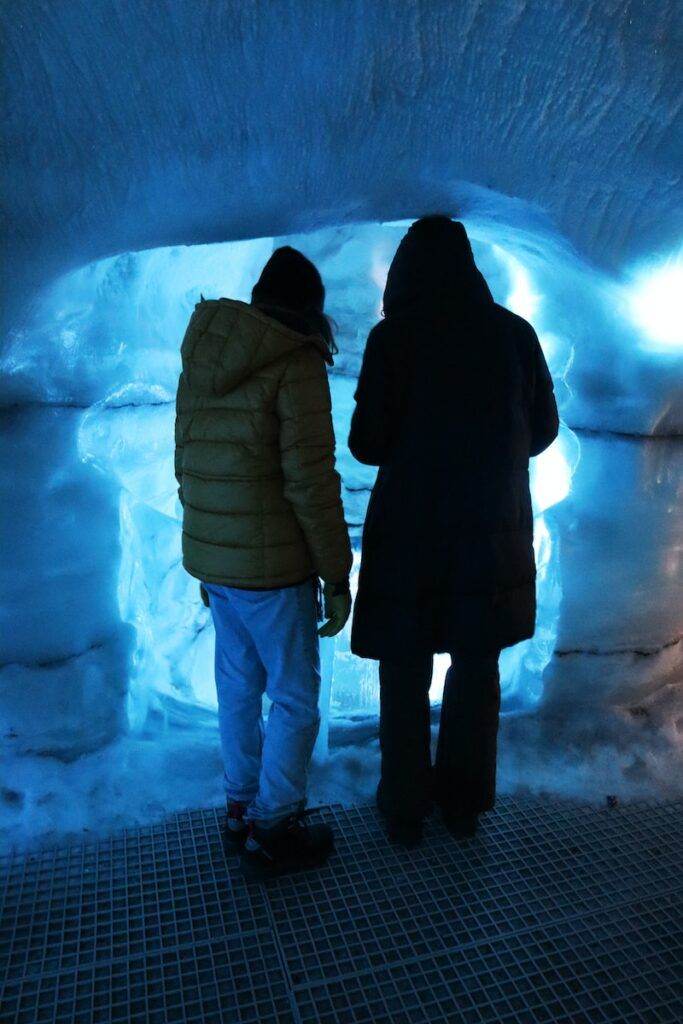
[348,219,559,659]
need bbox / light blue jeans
[204,580,321,826]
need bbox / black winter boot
[240,811,334,880]
[386,818,423,848]
[441,810,479,840]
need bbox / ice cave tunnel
[1,0,682,847]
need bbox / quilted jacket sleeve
[174,372,188,506]
[276,346,352,584]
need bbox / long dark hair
[251,246,337,359]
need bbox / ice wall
[0,408,132,758]
[2,228,681,847]
[0,226,575,751]
[3,216,680,736]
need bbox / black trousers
[377,651,501,822]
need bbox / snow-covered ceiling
[1,0,682,332]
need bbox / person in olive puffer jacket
[175,247,352,879]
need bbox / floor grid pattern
[1,797,681,1023]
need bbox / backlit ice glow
[70,223,580,733]
[2,214,681,847]
[628,253,683,352]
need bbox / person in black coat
[348,216,559,846]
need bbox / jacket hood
[251,246,325,313]
[383,218,493,316]
[181,298,329,397]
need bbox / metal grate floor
[1,797,681,1023]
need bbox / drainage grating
[295,896,682,1024]
[0,811,269,983]
[1,934,295,1024]
[1,797,681,1024]
[268,801,682,986]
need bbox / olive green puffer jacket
[175,298,352,588]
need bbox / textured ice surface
[543,434,683,709]
[0,407,132,758]
[2,0,682,334]
[4,227,578,733]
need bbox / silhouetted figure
[349,216,559,847]
[175,247,352,878]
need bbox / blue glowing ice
[70,224,583,740]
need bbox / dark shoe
[222,800,248,851]
[386,817,423,848]
[240,811,334,880]
[442,810,479,840]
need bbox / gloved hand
[200,583,210,608]
[317,581,351,638]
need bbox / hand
[317,581,351,638]
[200,583,210,608]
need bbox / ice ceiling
[1,0,681,843]
[2,0,682,324]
